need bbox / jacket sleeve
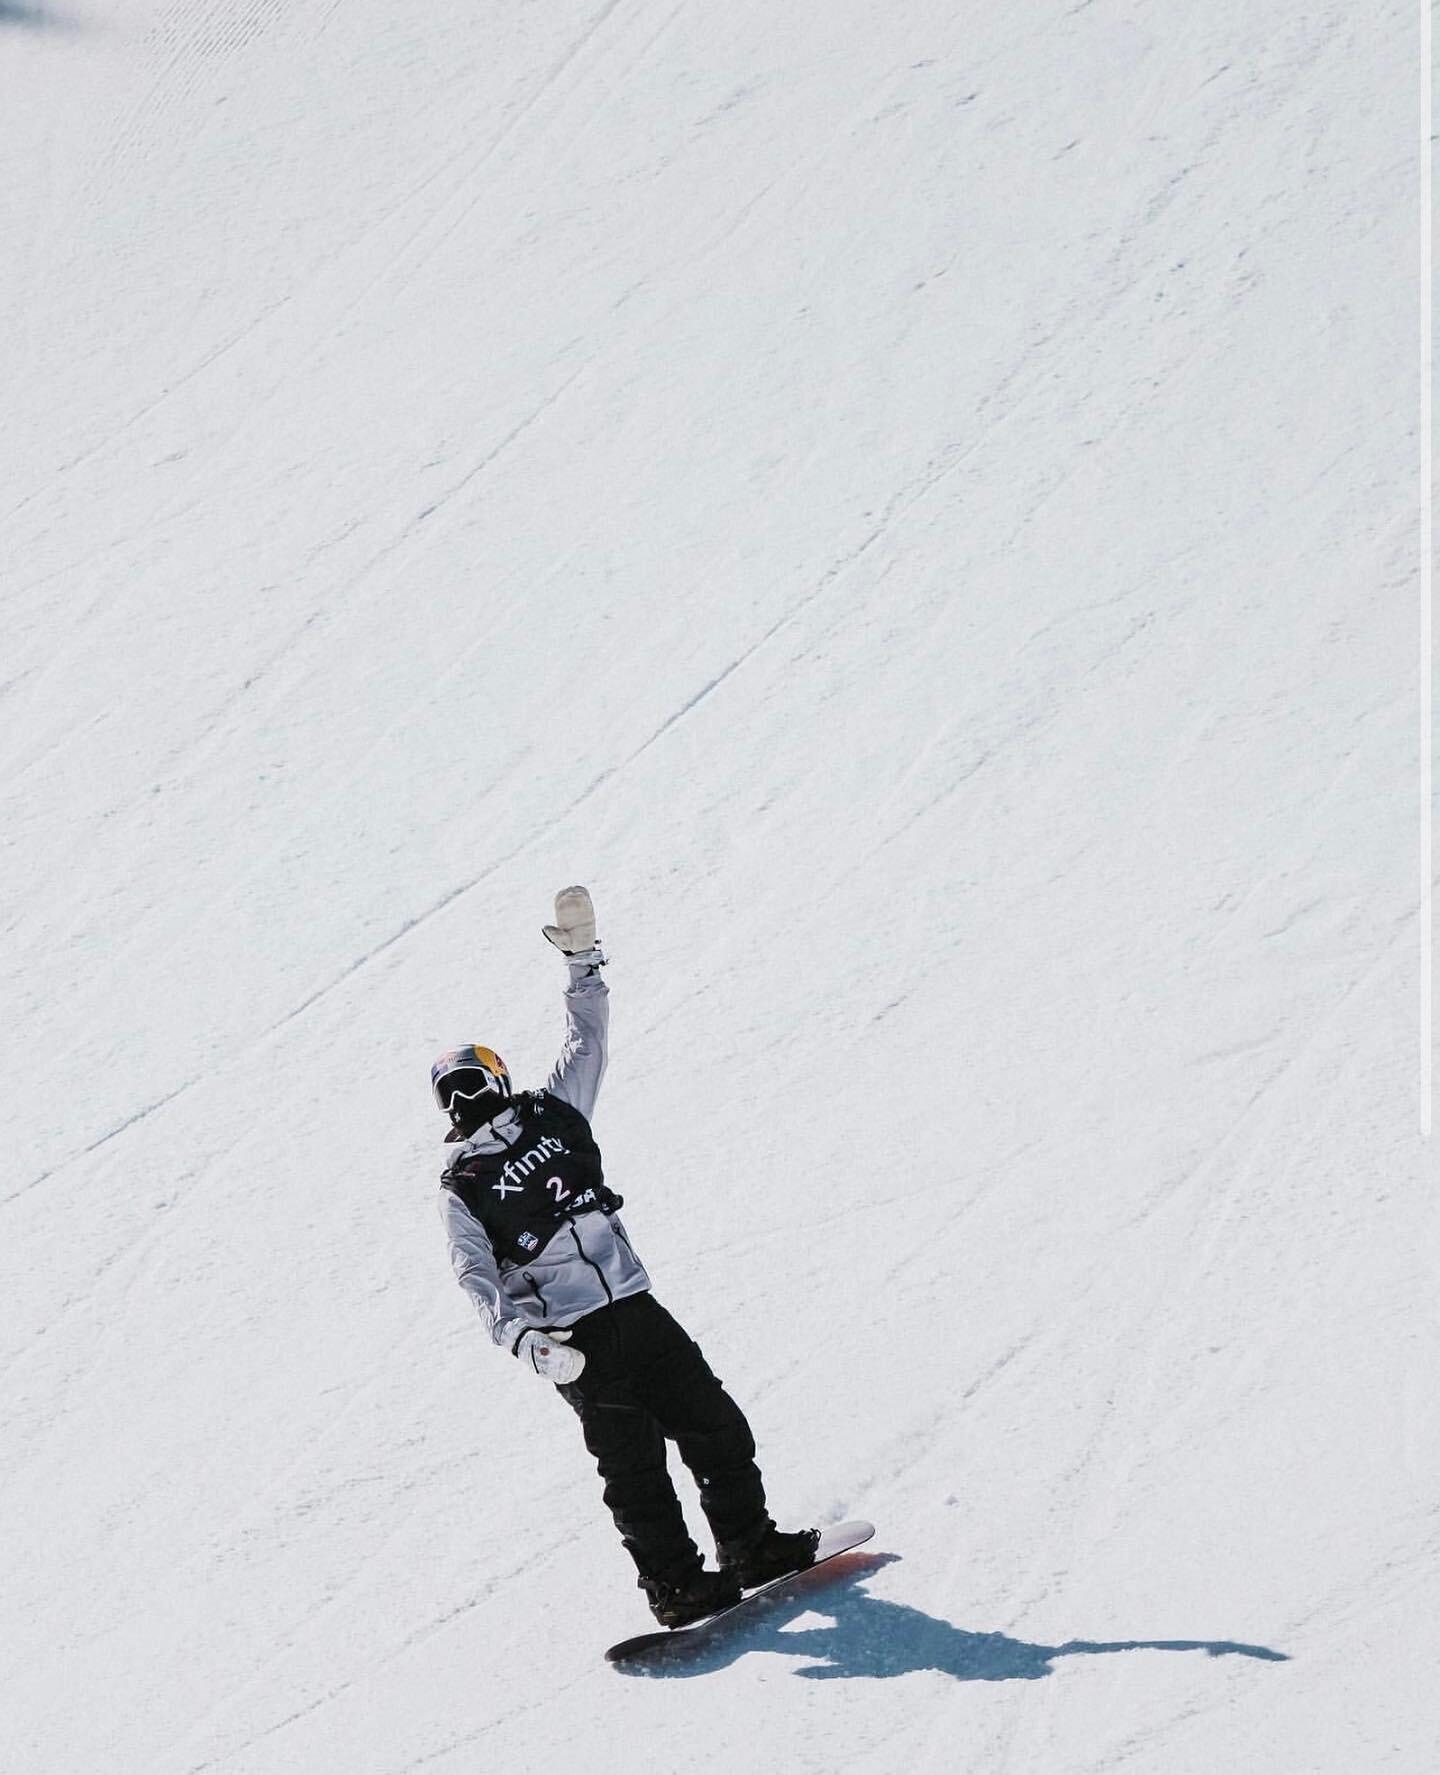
[543,957,609,1119]
[439,1188,524,1351]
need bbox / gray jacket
[437,961,651,1348]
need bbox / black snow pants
[556,1291,769,1584]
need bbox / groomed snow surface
[1,2,1432,1770]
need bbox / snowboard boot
[640,1564,743,1630]
[719,1523,821,1590]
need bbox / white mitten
[513,1326,586,1384]
[543,885,598,957]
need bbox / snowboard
[605,1519,875,1665]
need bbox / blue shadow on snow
[618,1553,1289,1681]
[0,3,79,27]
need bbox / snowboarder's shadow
[623,1553,1289,1681]
[0,3,79,29]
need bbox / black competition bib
[442,1091,621,1263]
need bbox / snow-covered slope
[1,3,1431,1770]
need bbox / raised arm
[540,886,608,1119]
[545,957,609,1117]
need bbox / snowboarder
[434,887,818,1629]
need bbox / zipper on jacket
[522,1271,550,1315]
[569,1223,613,1304]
